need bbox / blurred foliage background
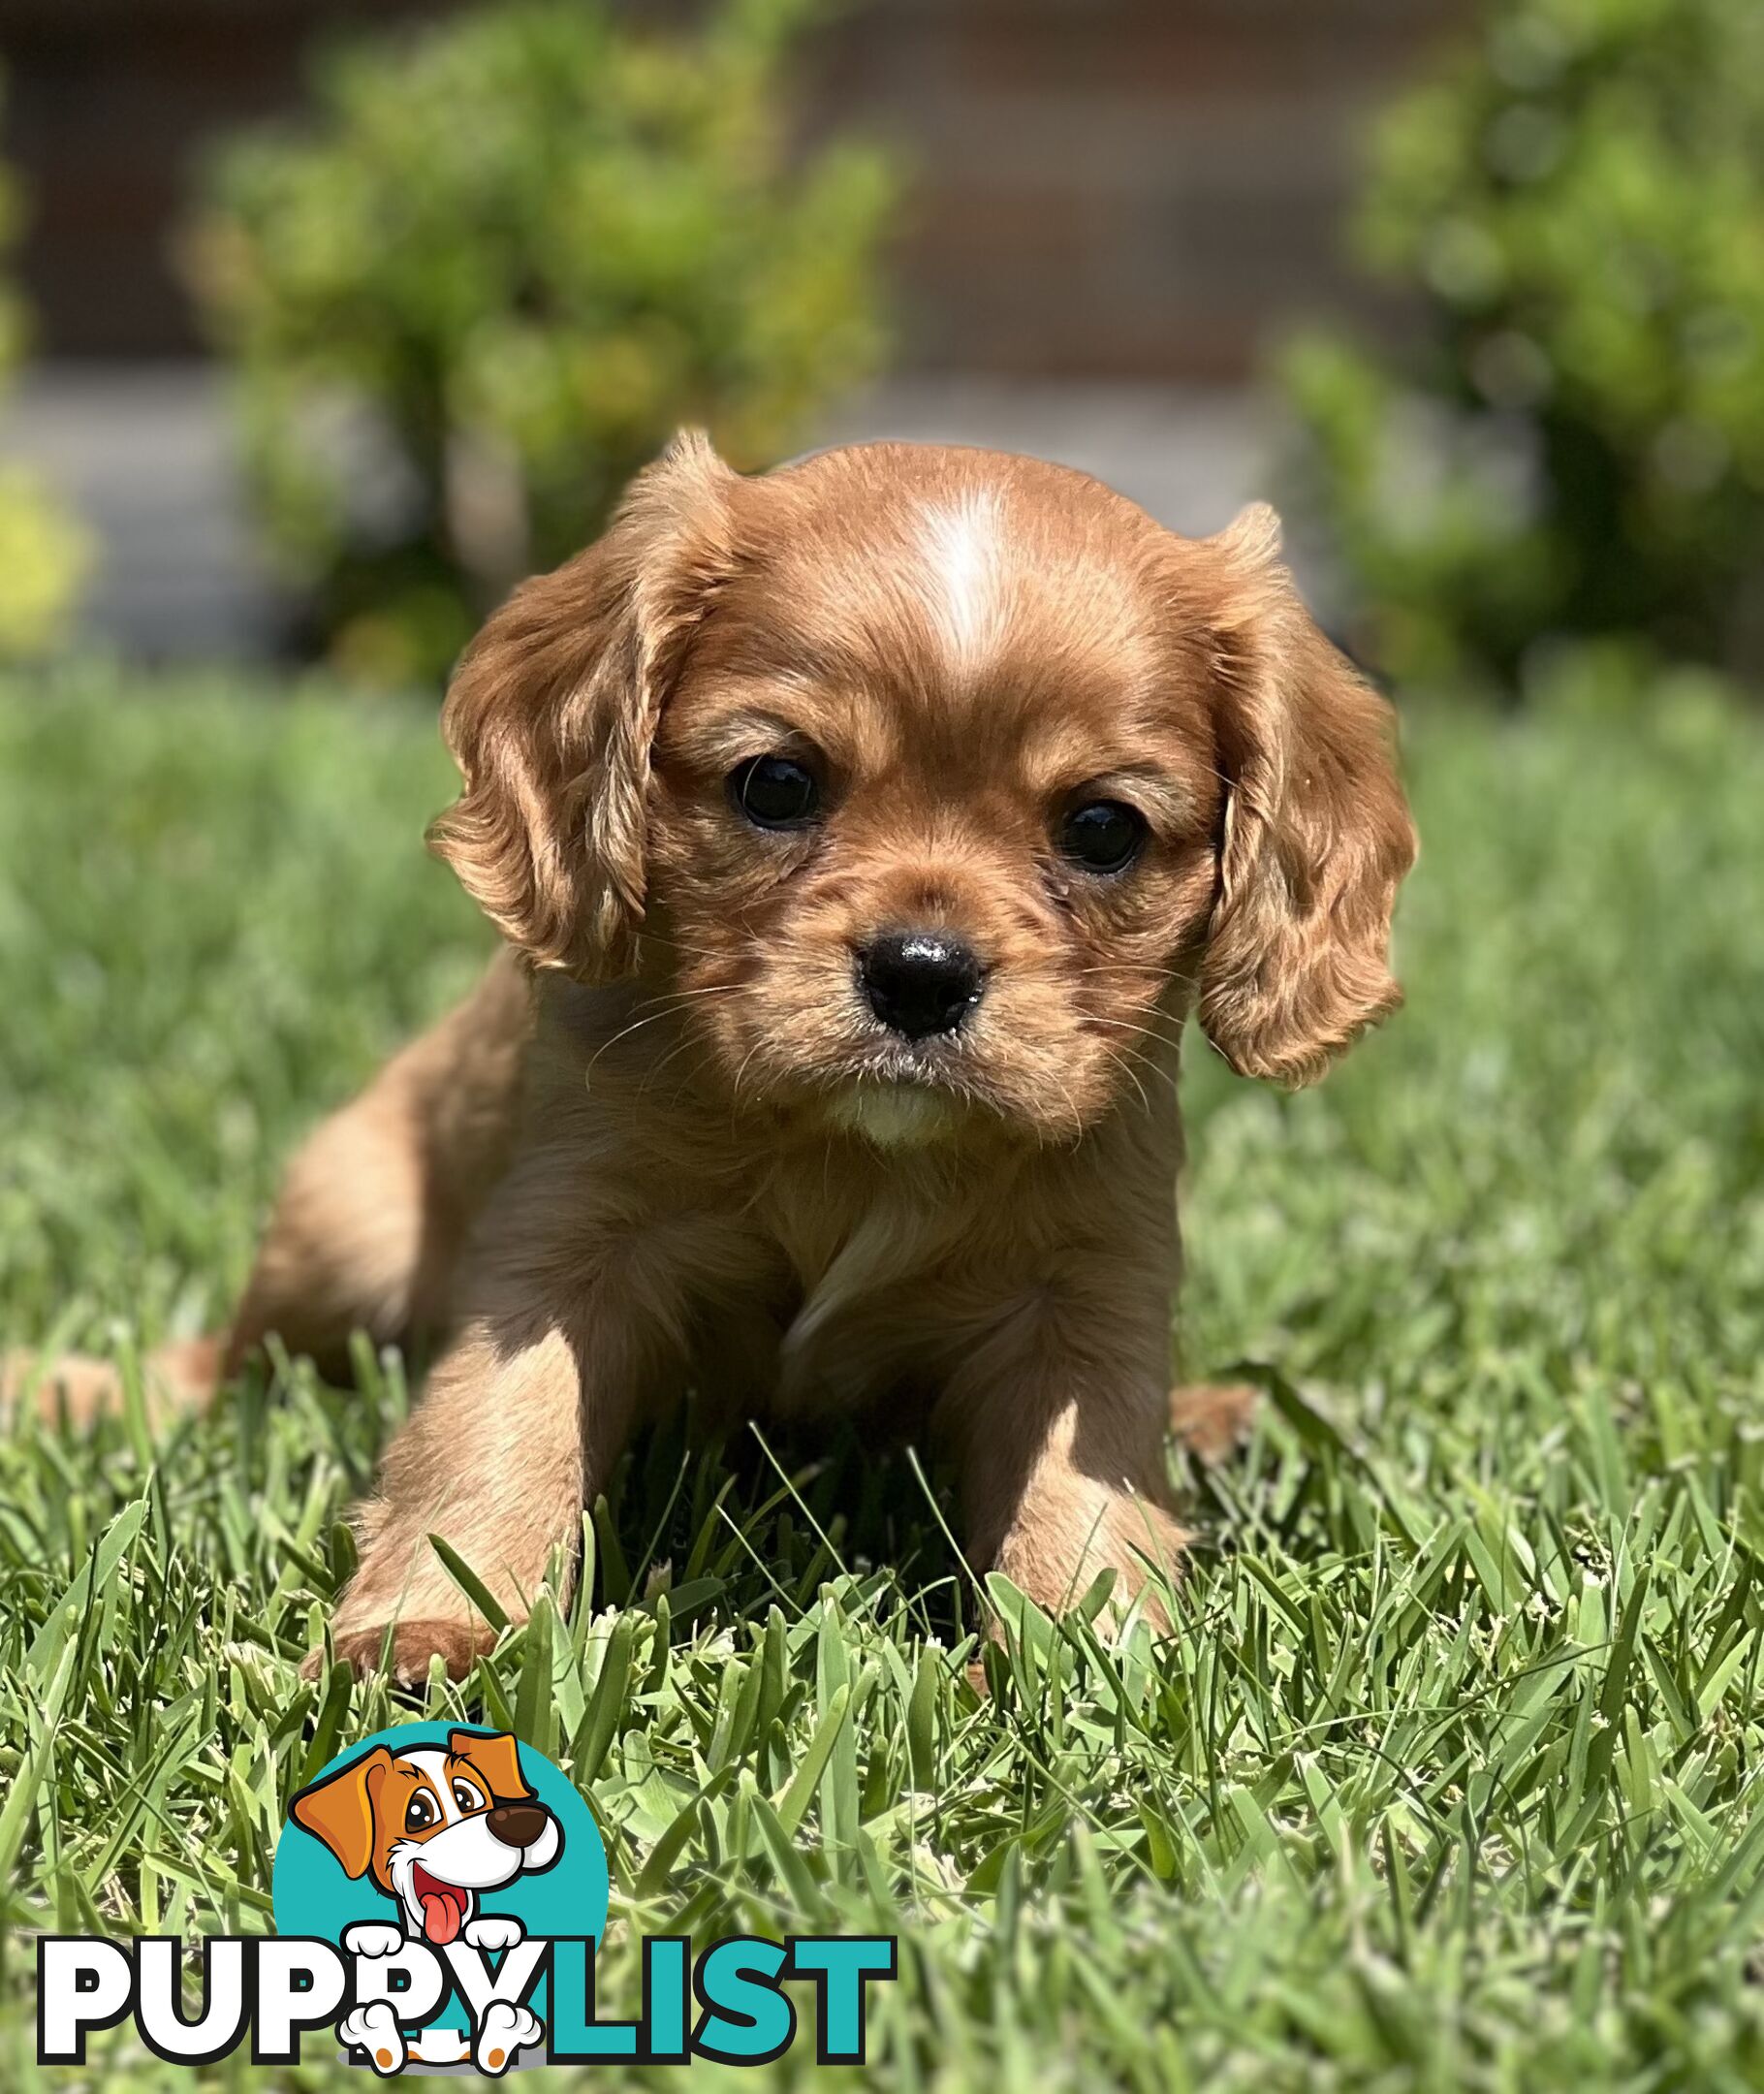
[1283,0,1764,696]
[0,66,85,661]
[9,0,1764,700]
[185,0,896,684]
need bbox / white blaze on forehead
[917,491,1004,675]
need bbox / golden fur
[8,436,1415,1680]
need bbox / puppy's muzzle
[486,1801,551,1850]
[859,930,985,1041]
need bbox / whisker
[635,1028,713,1098]
[728,1036,770,1110]
[583,984,742,1080]
[1082,1020,1182,1099]
[1083,1009,1188,1057]
[1096,1041,1152,1117]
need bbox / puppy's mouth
[410,1862,471,1946]
[855,1037,961,1085]
[825,1046,973,1148]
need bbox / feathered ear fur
[1193,504,1418,1087]
[427,429,737,980]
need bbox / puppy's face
[432,439,1416,1143]
[645,469,1225,1144]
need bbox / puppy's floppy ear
[429,429,737,980]
[1193,504,1417,1088]
[290,1745,394,1879]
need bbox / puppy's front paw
[342,1921,406,1959]
[1087,1495,1188,1633]
[302,1617,498,1684]
[462,1915,524,1952]
[0,1350,119,1427]
[995,1490,1188,1634]
[1169,1380,1259,1463]
[475,2000,542,2076]
[338,2001,406,2076]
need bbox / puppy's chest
[759,1168,961,1294]
[765,1188,862,1300]
[751,1171,972,1398]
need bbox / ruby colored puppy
[21,435,1418,1677]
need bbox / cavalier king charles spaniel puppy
[16,434,1416,1678]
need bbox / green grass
[4,662,1764,2091]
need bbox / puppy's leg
[1169,1380,1260,1462]
[6,957,529,1430]
[1,1334,223,1429]
[226,952,530,1381]
[321,1151,756,1682]
[222,1083,441,1386]
[323,1301,640,1682]
[945,1290,1185,1630]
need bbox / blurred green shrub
[0,72,88,659]
[188,0,896,684]
[1283,0,1764,691]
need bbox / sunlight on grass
[3,665,1764,2089]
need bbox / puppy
[20,436,1416,1678]
[291,1727,560,1946]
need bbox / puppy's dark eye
[729,753,819,830]
[404,1792,437,1833]
[1057,799,1147,874]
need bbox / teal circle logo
[273,1723,607,2071]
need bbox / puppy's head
[290,1729,560,1944]
[431,436,1416,1144]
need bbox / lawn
[3,662,1764,2091]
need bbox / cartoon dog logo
[290,1728,562,2072]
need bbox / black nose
[860,931,985,1040]
[486,1802,550,1851]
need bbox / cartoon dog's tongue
[412,1866,467,1946]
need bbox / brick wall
[0,0,1462,376]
